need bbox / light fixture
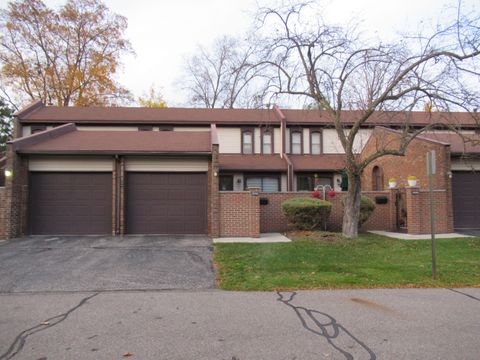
[4,169,12,178]
[213,171,218,177]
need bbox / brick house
[0,101,478,238]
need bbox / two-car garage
[27,157,209,235]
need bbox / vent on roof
[159,126,173,131]
[138,125,153,131]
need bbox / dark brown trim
[260,127,274,155]
[10,123,76,152]
[309,128,323,155]
[289,127,303,155]
[241,127,254,154]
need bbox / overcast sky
[22,0,480,106]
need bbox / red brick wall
[219,190,260,237]
[406,188,453,234]
[362,128,450,191]
[0,188,7,239]
[259,191,396,233]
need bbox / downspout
[273,105,294,191]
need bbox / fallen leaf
[41,321,49,325]
[123,352,133,357]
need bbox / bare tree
[183,36,268,108]
[256,1,480,238]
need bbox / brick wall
[259,191,396,233]
[0,144,29,239]
[406,188,453,234]
[219,189,260,237]
[362,128,450,191]
[0,187,6,239]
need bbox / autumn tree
[0,0,133,107]
[183,36,268,108]
[256,2,480,238]
[138,85,167,108]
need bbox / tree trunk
[342,172,362,238]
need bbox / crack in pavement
[447,288,480,302]
[0,292,99,360]
[277,291,376,360]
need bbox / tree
[0,0,133,107]
[138,85,167,108]
[256,1,480,238]
[0,97,14,156]
[183,36,268,108]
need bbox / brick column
[119,157,126,235]
[405,186,421,234]
[209,144,220,237]
[247,187,261,238]
[3,144,29,239]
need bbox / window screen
[311,132,321,154]
[262,132,272,154]
[243,131,253,154]
[291,132,302,154]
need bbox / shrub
[282,197,332,230]
[359,196,376,226]
[341,195,376,227]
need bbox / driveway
[0,235,215,292]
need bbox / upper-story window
[31,125,46,134]
[291,130,302,154]
[242,129,254,154]
[310,130,322,154]
[262,128,273,154]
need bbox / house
[0,100,478,238]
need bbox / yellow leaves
[138,85,168,108]
[123,352,133,357]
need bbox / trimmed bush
[341,195,376,227]
[358,196,376,226]
[282,197,332,230]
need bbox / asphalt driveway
[0,235,215,292]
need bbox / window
[245,175,279,192]
[0,171,5,187]
[219,175,234,191]
[310,131,322,154]
[296,173,333,191]
[159,126,173,131]
[31,125,46,134]
[291,130,302,154]
[372,166,383,191]
[262,129,273,154]
[242,129,254,154]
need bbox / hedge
[281,197,332,230]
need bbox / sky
[4,0,478,107]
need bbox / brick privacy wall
[406,188,453,234]
[219,190,260,237]
[362,128,450,191]
[260,191,396,233]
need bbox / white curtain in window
[311,132,321,154]
[263,132,272,153]
[292,132,301,154]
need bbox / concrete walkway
[370,230,473,240]
[213,232,291,243]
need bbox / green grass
[214,233,480,290]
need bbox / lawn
[214,232,480,290]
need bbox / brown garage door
[126,173,207,234]
[29,172,112,235]
[452,172,480,229]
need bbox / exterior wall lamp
[4,169,13,178]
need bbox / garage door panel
[29,173,112,235]
[452,172,480,229]
[126,173,207,234]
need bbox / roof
[421,133,480,154]
[12,125,212,155]
[219,155,287,171]
[218,154,346,172]
[16,102,479,127]
[289,155,346,171]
